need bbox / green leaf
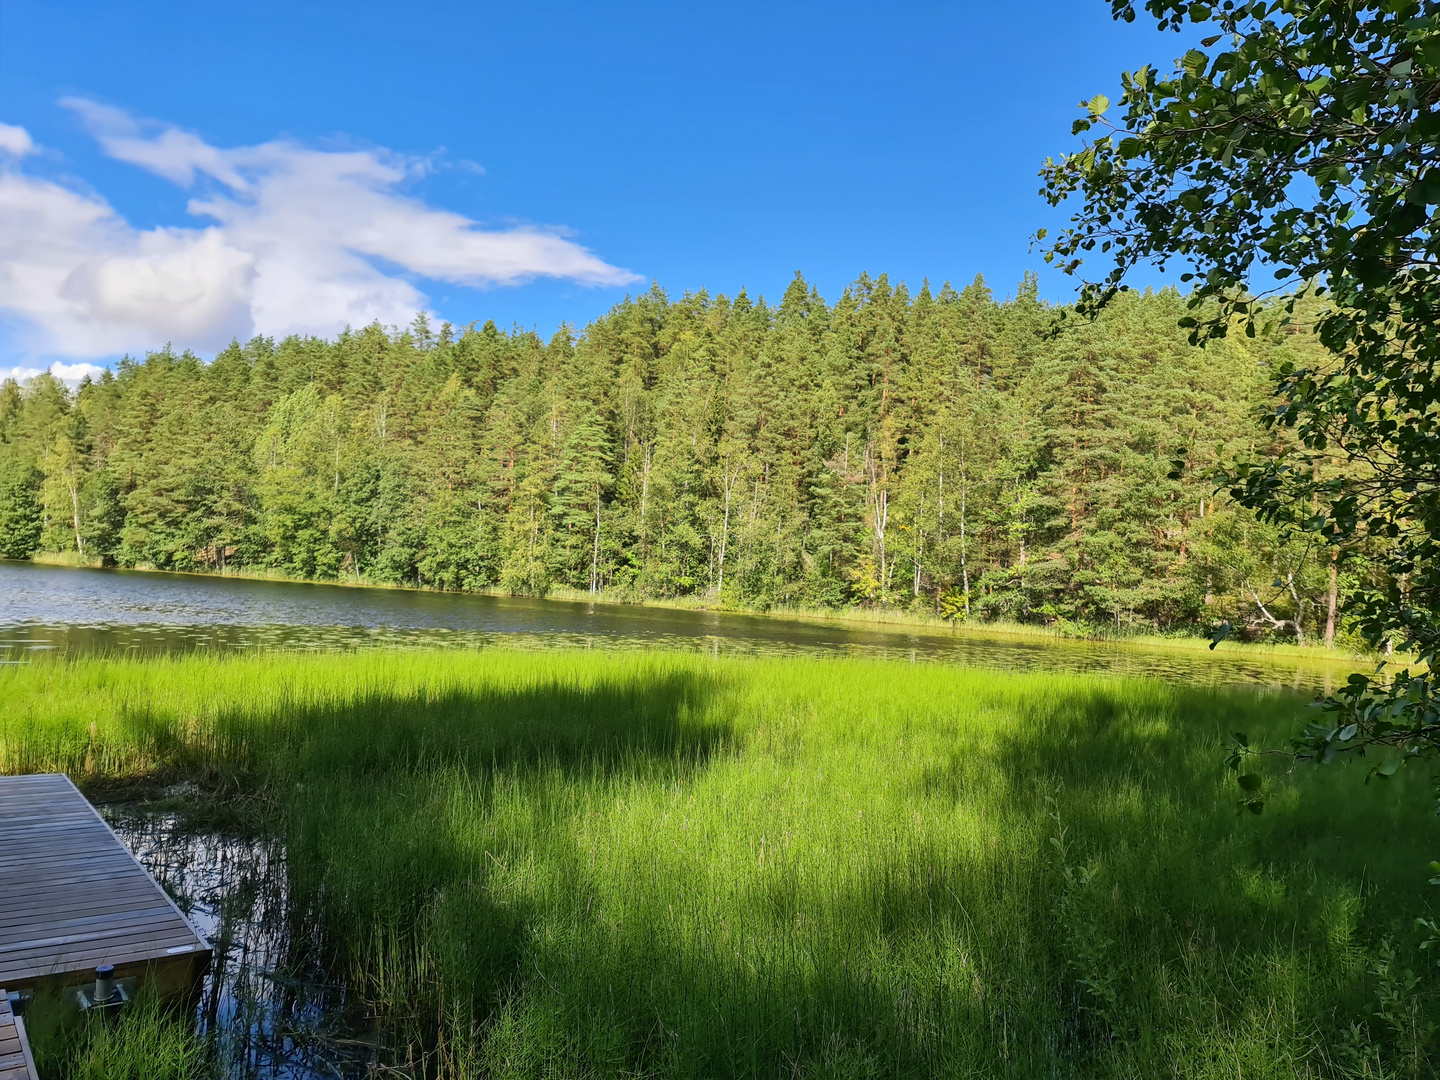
[1088,94,1110,117]
[1237,773,1263,792]
[1378,758,1401,778]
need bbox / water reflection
[103,807,371,1080]
[1,560,1358,689]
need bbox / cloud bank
[0,101,639,372]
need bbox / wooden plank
[0,861,162,891]
[0,992,37,1080]
[0,877,165,912]
[0,908,189,955]
[0,928,201,971]
[0,913,201,959]
[11,1017,37,1080]
[0,889,179,930]
[0,774,211,996]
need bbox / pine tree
[0,274,1340,642]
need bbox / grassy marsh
[2,649,1437,1077]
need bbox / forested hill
[0,272,1354,642]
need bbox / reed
[3,649,1437,1077]
[24,991,207,1080]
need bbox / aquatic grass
[3,649,1439,1076]
[26,551,105,570]
[25,990,208,1080]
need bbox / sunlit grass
[3,649,1437,1077]
[26,550,104,569]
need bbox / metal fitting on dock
[78,965,130,1013]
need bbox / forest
[0,271,1359,644]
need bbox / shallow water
[103,806,376,1080]
[0,560,1356,689]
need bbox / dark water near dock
[0,560,1357,689]
[103,806,376,1080]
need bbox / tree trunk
[959,469,970,618]
[716,458,741,598]
[936,453,946,613]
[717,496,730,597]
[640,442,652,543]
[69,480,84,557]
[590,485,601,596]
[1324,548,1338,647]
[1286,572,1306,645]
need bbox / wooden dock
[0,773,211,999]
[0,992,37,1080]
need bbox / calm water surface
[0,560,1358,689]
[104,806,378,1080]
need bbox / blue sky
[0,1,1195,379]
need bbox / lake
[0,560,1356,689]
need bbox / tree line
[0,271,1366,643]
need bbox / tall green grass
[3,649,1437,1077]
[24,991,207,1080]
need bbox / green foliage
[0,277,1360,641]
[4,648,1440,1076]
[1042,2,1440,775]
[0,457,42,558]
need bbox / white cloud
[0,104,640,362]
[60,98,249,189]
[0,123,34,158]
[1,361,107,388]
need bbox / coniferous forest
[0,272,1361,643]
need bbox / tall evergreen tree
[0,274,1359,644]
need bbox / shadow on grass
[202,669,736,1070]
[988,680,1440,915]
[124,667,737,788]
[958,679,1440,1071]
[83,669,1440,1078]
[79,666,741,1076]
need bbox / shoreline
[14,553,1372,668]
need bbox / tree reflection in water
[105,807,378,1080]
